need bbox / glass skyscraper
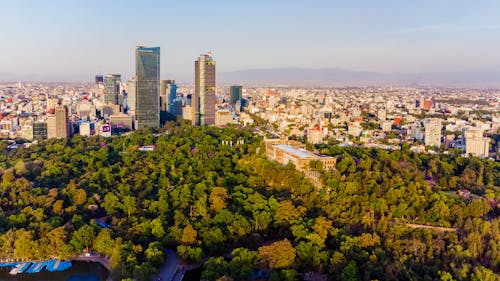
[229,85,242,104]
[135,46,160,129]
[104,74,121,105]
[160,80,177,113]
[193,52,216,126]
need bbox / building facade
[193,52,216,126]
[135,46,160,129]
[32,122,47,140]
[465,127,490,157]
[55,106,69,140]
[104,74,121,105]
[425,119,441,147]
[229,85,242,104]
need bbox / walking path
[154,252,185,281]
[405,223,457,232]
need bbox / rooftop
[275,144,313,159]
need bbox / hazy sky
[1,0,500,80]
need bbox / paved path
[405,223,457,232]
[154,252,185,281]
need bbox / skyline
[1,0,500,83]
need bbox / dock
[6,259,72,275]
[9,262,30,275]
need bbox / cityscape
[0,1,499,281]
[0,53,498,159]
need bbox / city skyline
[1,0,500,84]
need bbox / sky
[1,0,500,81]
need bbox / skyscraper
[168,82,178,114]
[127,77,137,112]
[193,52,216,126]
[52,105,69,140]
[104,74,121,105]
[229,85,242,104]
[135,46,160,129]
[160,80,177,113]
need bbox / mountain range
[1,67,500,88]
[218,67,500,88]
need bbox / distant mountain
[218,67,500,88]
[2,67,499,87]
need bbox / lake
[0,261,109,281]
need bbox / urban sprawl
[0,46,499,162]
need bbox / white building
[79,122,92,136]
[465,128,490,157]
[425,119,441,147]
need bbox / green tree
[70,224,96,252]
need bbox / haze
[1,0,500,82]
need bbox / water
[0,261,109,281]
[182,267,202,281]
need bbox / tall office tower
[104,74,121,104]
[127,77,137,112]
[135,46,160,129]
[193,52,216,126]
[425,119,441,147]
[229,85,242,104]
[54,105,69,140]
[465,128,490,157]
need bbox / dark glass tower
[135,46,160,129]
[104,74,121,104]
[168,82,177,114]
[229,85,242,104]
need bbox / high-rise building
[127,77,137,112]
[168,82,178,114]
[55,106,69,140]
[160,80,177,113]
[465,128,490,157]
[425,119,441,147]
[46,117,56,139]
[135,46,160,129]
[172,97,183,117]
[229,85,243,104]
[193,52,216,126]
[104,74,121,104]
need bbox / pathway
[154,252,185,281]
[404,223,457,232]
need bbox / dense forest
[0,120,499,281]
